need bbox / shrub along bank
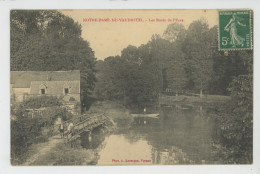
[11,96,73,165]
[210,75,253,164]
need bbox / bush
[214,75,253,163]
[41,107,73,124]
[11,117,43,163]
[22,96,62,109]
[11,96,73,164]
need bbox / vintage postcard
[10,9,253,166]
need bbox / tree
[10,10,96,111]
[166,44,187,96]
[213,74,253,163]
[94,56,128,101]
[121,44,162,107]
[161,25,188,95]
[94,17,253,108]
[182,18,214,97]
[163,23,186,42]
[121,45,141,65]
[94,40,165,108]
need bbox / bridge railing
[52,114,91,135]
[65,114,106,142]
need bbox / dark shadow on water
[79,126,107,150]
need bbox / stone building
[10,70,81,104]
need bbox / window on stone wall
[41,89,45,95]
[64,88,69,95]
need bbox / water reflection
[80,127,107,150]
[152,146,194,164]
[97,135,153,165]
[81,105,217,165]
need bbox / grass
[159,94,231,106]
[28,140,98,166]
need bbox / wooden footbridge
[54,114,112,142]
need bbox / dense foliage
[92,18,253,163]
[11,96,73,164]
[10,11,253,164]
[10,10,97,111]
[21,95,62,109]
[94,19,253,107]
[212,75,253,163]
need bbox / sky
[61,10,218,60]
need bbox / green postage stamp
[219,10,252,50]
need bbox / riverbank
[30,140,98,165]
[206,99,253,164]
[18,100,131,165]
[159,94,231,107]
[17,98,252,165]
[17,134,98,165]
[87,100,133,128]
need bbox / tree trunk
[123,88,126,106]
[200,81,203,98]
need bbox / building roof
[10,70,80,88]
[30,80,80,94]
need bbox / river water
[81,105,220,165]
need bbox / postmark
[218,10,252,50]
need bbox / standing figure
[144,107,147,114]
[59,122,64,138]
[67,121,74,135]
[224,13,246,48]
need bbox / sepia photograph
[9,9,253,166]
